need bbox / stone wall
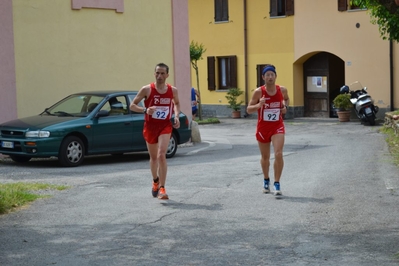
[384,112,399,135]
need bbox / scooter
[340,81,379,125]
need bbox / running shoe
[274,182,282,196]
[158,187,169,200]
[263,179,270,193]
[152,179,159,197]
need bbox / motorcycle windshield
[349,81,364,92]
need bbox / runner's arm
[172,87,181,128]
[130,86,149,113]
[246,88,264,114]
[280,86,289,108]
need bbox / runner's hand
[173,117,180,129]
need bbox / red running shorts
[143,122,172,144]
[256,125,285,143]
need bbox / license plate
[365,108,372,114]
[1,141,14,148]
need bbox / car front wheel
[166,132,177,158]
[59,136,85,167]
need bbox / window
[256,64,268,88]
[71,0,124,13]
[207,56,237,90]
[270,0,294,17]
[101,96,128,115]
[338,0,366,11]
[215,0,228,22]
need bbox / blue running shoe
[274,182,282,196]
[263,179,270,193]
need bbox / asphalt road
[1,118,399,266]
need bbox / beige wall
[294,0,393,109]
[394,43,399,109]
[8,0,190,119]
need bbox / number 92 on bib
[152,106,170,120]
[263,109,280,121]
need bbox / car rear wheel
[166,132,177,158]
[59,136,85,167]
[9,155,32,163]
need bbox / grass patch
[0,182,69,215]
[380,126,399,166]
[196,117,220,125]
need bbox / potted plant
[333,93,352,122]
[225,88,244,118]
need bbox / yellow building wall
[189,0,294,108]
[189,0,243,106]
[12,0,176,117]
[246,0,294,102]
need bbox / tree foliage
[189,41,206,120]
[351,0,399,42]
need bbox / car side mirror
[95,110,110,118]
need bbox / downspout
[243,0,249,117]
[390,40,394,111]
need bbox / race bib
[152,106,170,120]
[263,109,280,122]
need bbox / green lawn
[0,182,69,214]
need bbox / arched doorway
[303,52,344,117]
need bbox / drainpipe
[390,40,394,111]
[243,0,249,117]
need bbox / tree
[350,0,399,42]
[189,41,206,120]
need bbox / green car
[0,91,192,167]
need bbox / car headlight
[25,131,51,138]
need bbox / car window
[86,96,104,113]
[49,95,105,117]
[100,96,128,116]
[127,94,145,113]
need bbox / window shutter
[257,65,262,88]
[338,0,348,11]
[229,56,237,88]
[286,0,295,16]
[270,0,277,17]
[214,0,221,21]
[222,0,229,21]
[257,64,267,88]
[207,56,216,91]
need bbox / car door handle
[124,122,131,125]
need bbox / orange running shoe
[158,187,169,200]
[152,180,159,197]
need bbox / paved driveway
[0,118,398,265]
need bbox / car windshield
[43,95,105,117]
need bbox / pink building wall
[0,0,17,123]
[172,0,191,119]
